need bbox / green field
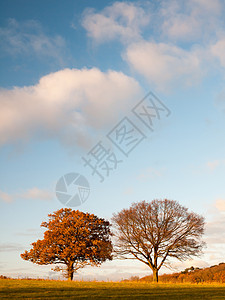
[1,279,225,299]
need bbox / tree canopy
[112,199,205,282]
[21,208,113,280]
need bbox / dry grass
[1,279,225,299]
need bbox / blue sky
[0,0,225,280]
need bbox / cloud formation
[0,67,141,148]
[82,0,224,44]
[124,41,204,89]
[0,190,13,203]
[22,188,53,201]
[0,19,67,65]
[82,2,150,43]
[202,198,225,265]
[82,1,225,89]
[0,188,53,203]
[0,243,24,252]
[215,199,225,212]
[160,0,223,42]
[211,38,225,68]
[206,160,225,171]
[137,167,164,180]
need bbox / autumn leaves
[21,200,205,282]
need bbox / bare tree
[112,199,205,282]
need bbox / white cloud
[160,0,223,42]
[205,214,225,244]
[82,0,224,45]
[0,19,67,65]
[0,67,141,148]
[0,187,53,203]
[124,41,204,89]
[211,38,225,68]
[0,190,13,203]
[137,167,164,180]
[0,243,24,252]
[22,187,53,201]
[215,199,225,212]
[169,259,209,272]
[206,159,225,171]
[192,0,222,13]
[123,187,134,195]
[202,199,225,265]
[81,1,225,90]
[207,160,220,170]
[82,2,150,43]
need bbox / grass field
[1,279,225,299]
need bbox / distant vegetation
[1,263,225,284]
[0,275,9,279]
[124,263,225,283]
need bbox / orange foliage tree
[21,208,113,280]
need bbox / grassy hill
[139,263,225,283]
[1,263,225,298]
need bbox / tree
[21,208,113,280]
[112,199,205,282]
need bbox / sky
[0,0,225,281]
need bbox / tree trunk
[69,271,74,281]
[152,268,158,282]
[67,262,74,281]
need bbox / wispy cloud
[22,188,53,201]
[82,0,224,45]
[202,198,225,265]
[159,0,223,43]
[205,215,225,244]
[0,243,24,252]
[211,38,225,68]
[0,190,13,203]
[0,188,53,203]
[82,2,150,44]
[82,1,225,89]
[215,198,225,212]
[15,228,42,237]
[123,187,134,196]
[137,167,165,181]
[169,259,209,271]
[0,18,67,65]
[206,159,225,171]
